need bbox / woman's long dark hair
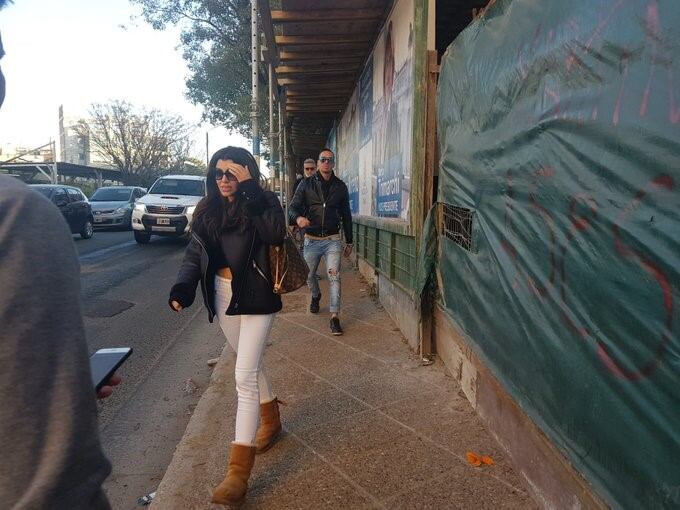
[192,146,264,242]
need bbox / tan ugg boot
[211,443,256,506]
[255,398,283,453]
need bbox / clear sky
[0,0,253,167]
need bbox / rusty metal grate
[441,204,474,251]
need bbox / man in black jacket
[289,148,353,335]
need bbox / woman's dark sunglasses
[215,170,238,181]
[319,157,334,163]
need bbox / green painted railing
[353,219,416,292]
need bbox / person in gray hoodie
[0,2,114,507]
[0,175,114,509]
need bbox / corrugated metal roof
[263,0,393,157]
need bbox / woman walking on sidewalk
[168,146,286,506]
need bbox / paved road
[76,231,227,509]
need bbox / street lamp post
[251,0,260,164]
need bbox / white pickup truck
[131,174,206,244]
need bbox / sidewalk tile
[295,408,412,459]
[380,390,522,484]
[280,387,370,434]
[277,339,379,385]
[266,356,334,403]
[245,461,375,510]
[382,461,537,510]
[330,434,461,501]
[338,367,432,407]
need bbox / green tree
[181,156,207,176]
[131,0,274,150]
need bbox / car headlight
[115,206,129,214]
[134,203,146,212]
[186,205,196,215]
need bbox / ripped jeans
[215,274,275,445]
[303,235,342,313]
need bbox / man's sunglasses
[319,157,334,164]
[304,167,315,172]
[215,170,238,181]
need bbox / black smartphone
[89,347,132,391]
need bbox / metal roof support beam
[279,51,365,61]
[275,65,359,75]
[285,90,350,98]
[271,9,384,23]
[275,35,372,46]
[279,78,355,87]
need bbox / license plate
[157,218,170,225]
[94,217,103,223]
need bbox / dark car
[30,184,94,239]
[89,186,146,230]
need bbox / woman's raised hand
[226,162,252,183]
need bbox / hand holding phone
[90,348,132,393]
[97,373,122,399]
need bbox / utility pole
[278,96,287,219]
[269,62,282,204]
[283,122,289,221]
[51,139,58,184]
[251,0,260,164]
[205,131,209,168]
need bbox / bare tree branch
[78,100,195,186]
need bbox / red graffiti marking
[640,0,660,117]
[600,176,675,378]
[640,0,680,124]
[544,88,563,119]
[501,172,675,381]
[503,170,522,290]
[532,25,543,52]
[528,167,557,296]
[504,170,515,232]
[585,0,627,52]
[613,51,631,126]
[559,195,599,338]
[565,18,582,72]
[502,167,559,297]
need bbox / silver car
[90,186,146,230]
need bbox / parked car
[131,174,206,244]
[30,184,94,239]
[90,186,146,230]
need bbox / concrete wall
[433,305,607,510]
[356,257,420,351]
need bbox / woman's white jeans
[215,274,275,446]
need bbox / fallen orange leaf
[466,451,482,466]
[481,455,495,465]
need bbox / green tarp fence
[436,0,679,507]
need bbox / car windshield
[149,179,204,197]
[91,188,132,201]
[31,186,53,198]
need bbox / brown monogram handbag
[269,234,309,294]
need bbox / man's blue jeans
[303,235,342,313]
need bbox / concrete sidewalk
[151,264,536,509]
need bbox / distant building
[61,119,90,166]
[58,106,113,168]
